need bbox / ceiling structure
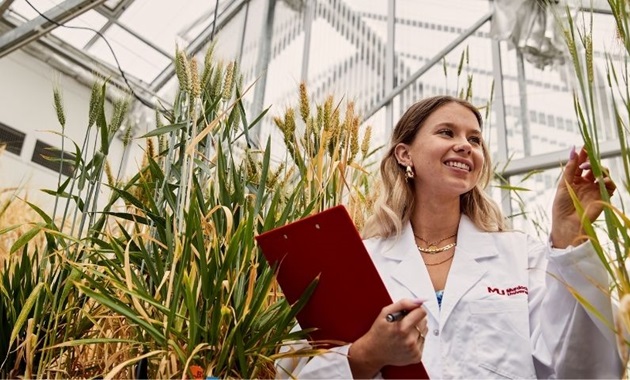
[0,0,248,105]
[0,0,612,103]
[0,0,612,105]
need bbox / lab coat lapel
[382,223,440,320]
[439,215,497,325]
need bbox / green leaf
[10,223,44,254]
[8,282,44,351]
[76,283,166,346]
[140,122,188,138]
[97,82,109,155]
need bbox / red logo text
[487,285,528,296]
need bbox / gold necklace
[416,242,456,254]
[414,232,457,251]
[424,252,455,266]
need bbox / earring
[405,165,415,179]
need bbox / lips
[444,160,471,172]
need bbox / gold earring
[405,165,415,179]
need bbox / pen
[386,310,408,322]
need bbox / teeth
[446,161,470,171]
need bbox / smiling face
[395,102,485,199]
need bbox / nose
[454,140,472,155]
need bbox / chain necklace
[414,232,457,248]
[423,252,455,266]
[416,242,456,254]
[414,232,457,254]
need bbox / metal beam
[0,0,106,58]
[84,15,171,59]
[384,0,395,133]
[0,0,16,16]
[300,0,315,82]
[516,50,531,156]
[250,0,276,148]
[363,10,492,121]
[98,0,135,18]
[0,15,166,108]
[579,0,612,14]
[491,38,513,217]
[237,0,250,64]
[82,0,136,52]
[502,140,622,178]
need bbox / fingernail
[412,298,427,305]
[579,162,591,170]
[569,146,577,160]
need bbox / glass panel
[87,24,170,82]
[394,0,491,60]
[104,0,124,11]
[118,0,219,53]
[50,10,108,47]
[7,0,55,21]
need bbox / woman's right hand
[348,298,428,378]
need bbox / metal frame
[358,4,624,217]
[0,0,15,17]
[0,0,106,58]
[491,38,512,216]
[384,0,395,133]
[84,0,134,49]
[251,0,277,139]
[0,14,165,107]
[503,140,622,178]
[363,10,493,121]
[515,51,531,157]
[300,0,315,82]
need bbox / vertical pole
[237,0,250,65]
[491,39,513,217]
[384,0,396,131]
[516,50,531,156]
[301,0,316,82]
[251,0,277,148]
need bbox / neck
[411,195,461,241]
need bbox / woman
[276,95,622,379]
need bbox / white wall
[0,50,142,210]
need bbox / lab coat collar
[379,215,498,323]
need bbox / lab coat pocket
[469,299,535,379]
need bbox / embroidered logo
[487,285,528,296]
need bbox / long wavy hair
[362,95,506,239]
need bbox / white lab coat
[275,215,623,379]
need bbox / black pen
[385,310,408,322]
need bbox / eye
[468,136,482,145]
[438,129,453,137]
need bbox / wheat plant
[0,44,376,378]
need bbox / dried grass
[0,190,47,264]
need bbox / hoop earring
[405,165,415,179]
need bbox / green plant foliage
[558,0,630,370]
[0,45,376,378]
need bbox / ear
[394,143,412,166]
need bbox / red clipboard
[256,205,428,379]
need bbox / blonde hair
[362,96,506,239]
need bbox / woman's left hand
[550,146,616,249]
